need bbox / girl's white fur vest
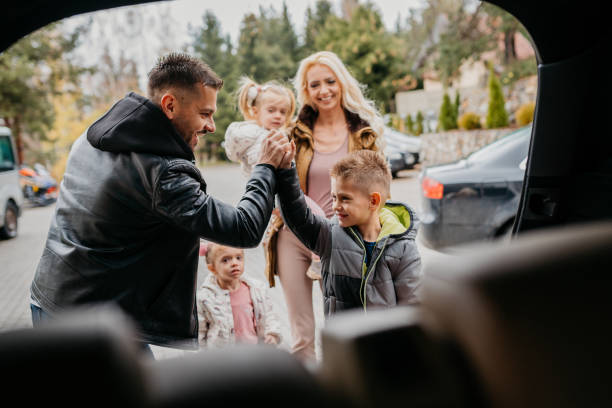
[196,273,282,348]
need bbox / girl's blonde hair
[237,76,296,127]
[293,51,385,137]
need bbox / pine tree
[486,66,509,128]
[438,92,457,131]
[415,111,424,136]
[302,0,334,56]
[453,91,461,124]
[191,11,241,162]
[405,114,414,134]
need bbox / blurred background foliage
[0,0,536,179]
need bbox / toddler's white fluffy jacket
[196,273,282,348]
[224,121,270,178]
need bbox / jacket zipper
[349,228,390,313]
[362,237,389,313]
[349,228,368,308]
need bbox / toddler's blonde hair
[237,76,296,127]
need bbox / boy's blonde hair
[293,51,384,137]
[330,150,391,200]
[237,76,296,127]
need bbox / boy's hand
[264,334,279,345]
[258,131,291,168]
[278,140,296,169]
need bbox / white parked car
[0,125,24,239]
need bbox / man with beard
[29,53,293,353]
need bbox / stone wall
[420,127,516,167]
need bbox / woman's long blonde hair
[293,51,384,137]
[236,76,296,127]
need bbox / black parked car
[419,126,531,249]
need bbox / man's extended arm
[153,161,276,248]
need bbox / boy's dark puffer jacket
[277,166,422,317]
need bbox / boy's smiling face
[331,176,376,228]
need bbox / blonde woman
[264,51,385,362]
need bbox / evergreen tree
[279,2,299,61]
[453,90,461,124]
[438,92,457,131]
[236,8,297,83]
[302,0,334,56]
[191,11,241,162]
[405,114,414,134]
[0,22,89,163]
[415,111,424,136]
[314,3,410,112]
[486,66,509,128]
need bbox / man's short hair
[147,52,223,103]
[330,150,391,199]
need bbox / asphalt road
[0,163,442,359]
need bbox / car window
[467,127,531,167]
[0,135,16,171]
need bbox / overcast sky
[64,0,425,91]
[168,0,423,44]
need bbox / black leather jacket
[30,92,277,349]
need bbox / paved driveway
[0,163,436,360]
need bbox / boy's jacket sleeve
[393,240,422,305]
[276,166,331,258]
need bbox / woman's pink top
[230,281,258,344]
[307,136,349,218]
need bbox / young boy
[196,242,282,348]
[276,150,421,317]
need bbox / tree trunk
[504,28,517,64]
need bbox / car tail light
[422,176,444,199]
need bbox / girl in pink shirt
[196,242,282,349]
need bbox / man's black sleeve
[153,161,276,248]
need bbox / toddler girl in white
[225,77,296,177]
[224,77,324,281]
[197,242,282,348]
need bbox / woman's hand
[264,334,279,345]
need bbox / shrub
[438,92,458,131]
[458,112,482,130]
[405,114,414,134]
[515,101,535,126]
[453,91,460,124]
[486,66,509,128]
[415,111,424,136]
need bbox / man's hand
[278,140,296,169]
[258,130,291,168]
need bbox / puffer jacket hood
[377,202,418,241]
[87,92,194,161]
